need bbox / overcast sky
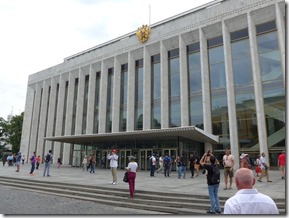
[0,0,218,119]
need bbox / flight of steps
[0,176,285,215]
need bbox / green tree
[8,112,24,154]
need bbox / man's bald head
[235,168,255,190]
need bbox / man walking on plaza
[278,151,285,179]
[224,168,279,214]
[43,150,53,177]
[257,152,272,183]
[149,154,156,177]
[222,148,235,190]
[107,149,118,185]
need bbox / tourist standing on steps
[126,156,138,199]
[257,152,272,183]
[107,149,118,185]
[224,168,279,214]
[200,154,222,214]
[222,148,235,190]
[43,150,53,177]
[15,152,22,172]
[157,155,164,174]
[82,155,88,171]
[29,151,36,176]
[149,154,156,177]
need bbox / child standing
[36,155,41,170]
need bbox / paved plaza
[0,163,286,200]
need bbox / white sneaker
[112,182,117,185]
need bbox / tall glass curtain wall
[231,28,258,151]
[187,43,204,129]
[71,78,78,135]
[120,64,128,132]
[168,48,181,127]
[151,54,161,129]
[256,21,285,164]
[208,37,229,140]
[135,59,144,130]
[82,75,89,134]
[106,68,114,133]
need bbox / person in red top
[278,151,285,179]
[36,155,41,170]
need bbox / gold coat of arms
[136,24,151,43]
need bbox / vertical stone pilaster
[86,65,96,134]
[36,80,49,158]
[112,57,121,133]
[143,46,151,130]
[45,76,58,155]
[179,35,189,127]
[29,82,42,155]
[98,61,108,133]
[222,20,239,169]
[53,75,66,163]
[275,3,285,84]
[20,85,35,162]
[160,41,169,129]
[200,28,212,152]
[75,68,85,135]
[247,12,268,159]
[127,51,135,131]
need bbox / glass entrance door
[119,150,131,169]
[140,149,152,170]
[163,149,178,171]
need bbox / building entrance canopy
[44,126,219,144]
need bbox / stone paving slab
[0,163,286,200]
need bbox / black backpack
[45,154,51,163]
[211,164,220,184]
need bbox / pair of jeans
[177,165,182,178]
[181,166,186,179]
[150,165,155,176]
[90,163,95,173]
[43,162,51,176]
[30,163,35,174]
[208,184,221,213]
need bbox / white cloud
[0,0,212,119]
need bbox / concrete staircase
[0,176,285,214]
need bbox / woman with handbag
[255,155,262,177]
[126,156,138,199]
[257,152,272,182]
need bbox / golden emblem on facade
[136,24,151,43]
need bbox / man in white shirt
[149,154,156,177]
[224,168,279,214]
[107,149,118,185]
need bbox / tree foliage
[0,112,24,154]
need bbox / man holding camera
[107,149,119,185]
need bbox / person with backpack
[200,154,222,214]
[163,153,171,177]
[43,150,53,177]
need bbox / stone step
[0,177,285,214]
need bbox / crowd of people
[2,148,285,214]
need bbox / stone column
[143,46,151,130]
[20,85,35,162]
[29,82,42,155]
[127,51,135,131]
[86,64,96,134]
[160,41,169,129]
[75,68,85,135]
[98,61,108,134]
[36,79,50,159]
[247,12,268,159]
[53,74,66,163]
[199,28,212,152]
[275,2,285,84]
[222,20,239,169]
[112,57,121,133]
[179,34,189,127]
[45,76,59,155]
